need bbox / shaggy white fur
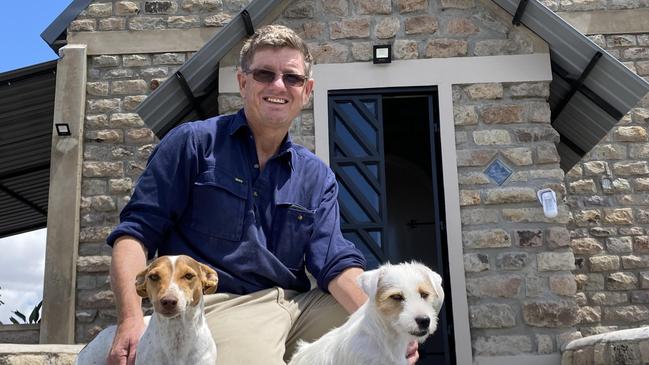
[74,255,218,365]
[289,261,444,365]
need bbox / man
[106,24,418,364]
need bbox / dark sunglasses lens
[252,69,276,83]
[282,74,305,87]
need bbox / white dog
[289,261,444,365]
[75,255,218,365]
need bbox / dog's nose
[415,316,430,329]
[160,296,178,310]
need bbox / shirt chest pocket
[272,203,315,269]
[190,169,248,241]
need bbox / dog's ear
[357,268,382,298]
[199,263,219,294]
[417,264,445,312]
[135,268,148,298]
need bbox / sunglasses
[244,69,308,88]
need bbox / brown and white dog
[289,261,444,365]
[75,255,218,365]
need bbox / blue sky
[0,1,72,322]
[1,0,73,73]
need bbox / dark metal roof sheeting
[137,0,289,138]
[0,61,57,238]
[491,0,649,170]
[41,0,94,53]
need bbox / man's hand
[406,340,419,365]
[107,318,146,365]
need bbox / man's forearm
[327,267,367,314]
[110,236,147,323]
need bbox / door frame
[313,54,553,365]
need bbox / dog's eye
[420,292,429,299]
[390,294,404,302]
[184,273,195,280]
[148,274,160,281]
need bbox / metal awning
[492,0,649,170]
[41,0,93,53]
[136,0,291,138]
[0,61,57,238]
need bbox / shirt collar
[230,108,296,171]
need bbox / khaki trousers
[204,287,348,365]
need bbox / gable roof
[41,0,94,53]
[0,60,57,238]
[134,0,649,171]
[491,0,649,170]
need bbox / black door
[328,87,455,365]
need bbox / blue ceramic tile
[484,159,512,185]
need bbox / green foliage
[8,301,42,325]
[0,287,42,325]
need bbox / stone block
[464,83,503,100]
[607,272,638,290]
[283,0,314,18]
[356,0,391,14]
[466,275,522,298]
[550,274,577,296]
[510,82,550,98]
[351,42,372,61]
[622,255,649,269]
[615,126,648,141]
[591,291,628,305]
[538,252,575,271]
[613,161,649,176]
[181,0,221,12]
[548,227,570,248]
[77,256,111,273]
[589,255,620,272]
[204,13,232,27]
[603,208,634,225]
[483,187,537,204]
[425,39,467,58]
[460,208,498,225]
[309,42,349,63]
[469,303,516,328]
[446,18,479,35]
[454,105,478,125]
[603,305,649,323]
[463,229,511,248]
[516,229,543,247]
[330,18,370,39]
[459,190,481,206]
[115,1,140,15]
[128,17,166,31]
[523,301,579,327]
[473,335,532,356]
[481,105,524,123]
[375,17,400,39]
[464,253,489,272]
[398,0,427,12]
[393,40,419,60]
[323,0,348,16]
[496,252,529,270]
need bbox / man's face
[237,47,314,134]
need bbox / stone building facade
[548,0,649,341]
[40,0,647,363]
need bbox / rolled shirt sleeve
[305,170,366,292]
[106,123,199,258]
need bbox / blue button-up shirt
[107,109,366,294]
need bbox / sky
[1,1,72,73]
[0,1,72,322]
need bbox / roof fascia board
[491,0,649,113]
[136,0,292,137]
[41,0,94,52]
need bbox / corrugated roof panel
[136,0,291,138]
[41,0,94,52]
[0,61,56,238]
[491,0,649,170]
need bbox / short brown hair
[239,24,313,77]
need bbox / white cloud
[0,228,46,324]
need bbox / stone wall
[549,0,649,340]
[454,81,578,356]
[69,1,566,360]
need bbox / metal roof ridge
[41,0,94,53]
[136,0,292,138]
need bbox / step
[0,344,83,365]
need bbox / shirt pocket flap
[195,168,247,199]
